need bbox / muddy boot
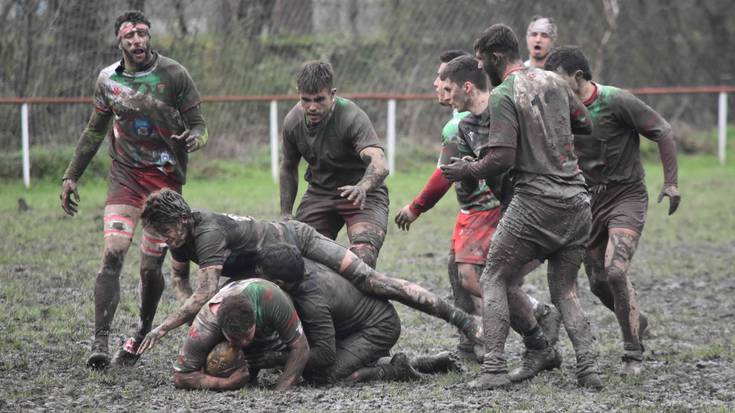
[411,351,465,374]
[111,336,142,367]
[576,354,603,390]
[467,372,511,390]
[509,327,561,382]
[384,353,423,382]
[534,303,562,346]
[621,347,644,375]
[87,335,110,370]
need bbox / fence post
[387,99,396,175]
[718,91,727,165]
[21,103,30,188]
[270,100,279,182]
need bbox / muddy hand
[440,156,471,182]
[657,184,681,215]
[136,326,168,355]
[171,130,201,153]
[394,205,418,231]
[338,184,367,209]
[60,178,80,216]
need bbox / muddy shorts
[305,307,400,384]
[499,192,592,258]
[106,161,182,208]
[451,208,501,265]
[588,180,648,249]
[295,185,389,246]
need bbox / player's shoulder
[283,103,304,131]
[444,111,470,137]
[97,61,121,80]
[155,53,185,70]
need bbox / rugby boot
[456,336,484,363]
[621,344,644,375]
[467,372,511,390]
[87,336,110,370]
[576,354,604,390]
[509,346,562,382]
[111,336,142,367]
[534,303,562,346]
[384,353,423,382]
[411,351,465,374]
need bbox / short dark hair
[257,243,305,285]
[140,188,191,233]
[114,10,151,36]
[440,55,488,91]
[218,294,256,338]
[544,46,593,81]
[296,61,334,94]
[440,50,470,64]
[474,24,520,61]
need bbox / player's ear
[574,70,584,83]
[330,88,337,97]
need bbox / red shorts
[106,161,182,208]
[451,208,501,265]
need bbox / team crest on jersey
[134,118,153,137]
[160,151,171,163]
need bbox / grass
[1,154,734,411]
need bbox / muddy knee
[349,242,380,269]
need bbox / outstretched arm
[137,265,222,354]
[338,146,389,209]
[440,147,516,182]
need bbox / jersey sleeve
[262,285,304,346]
[172,64,202,113]
[487,89,519,149]
[348,106,382,153]
[173,306,224,373]
[193,227,229,268]
[93,72,112,114]
[614,90,673,142]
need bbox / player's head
[218,294,256,348]
[544,45,592,95]
[435,50,470,105]
[114,10,152,67]
[256,243,306,291]
[526,15,557,67]
[296,61,337,124]
[141,189,191,249]
[474,24,520,86]
[439,55,488,112]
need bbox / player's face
[526,31,553,62]
[118,22,152,68]
[158,220,187,249]
[299,88,335,124]
[444,80,470,112]
[224,325,256,349]
[434,62,451,106]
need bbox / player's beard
[485,65,503,87]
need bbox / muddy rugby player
[257,243,462,384]
[172,278,309,391]
[59,10,208,369]
[524,15,557,69]
[545,46,681,374]
[131,189,483,359]
[396,51,562,366]
[441,24,603,390]
[280,61,389,269]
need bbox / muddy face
[118,22,153,69]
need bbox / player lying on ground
[256,243,463,384]
[126,189,482,361]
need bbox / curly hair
[140,188,191,233]
[114,10,151,36]
[474,24,520,60]
[296,61,334,94]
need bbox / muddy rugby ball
[205,341,247,377]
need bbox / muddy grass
[1,161,734,412]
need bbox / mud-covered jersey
[486,67,591,198]
[169,211,298,277]
[282,97,384,192]
[448,108,501,212]
[574,83,673,186]
[94,53,201,184]
[173,278,303,373]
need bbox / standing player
[544,46,680,374]
[524,15,557,69]
[133,189,482,356]
[280,61,389,268]
[59,10,208,369]
[172,278,309,391]
[442,24,601,389]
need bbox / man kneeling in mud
[256,243,462,384]
[132,189,482,360]
[173,278,309,391]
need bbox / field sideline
[0,155,733,411]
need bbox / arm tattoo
[357,147,389,192]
